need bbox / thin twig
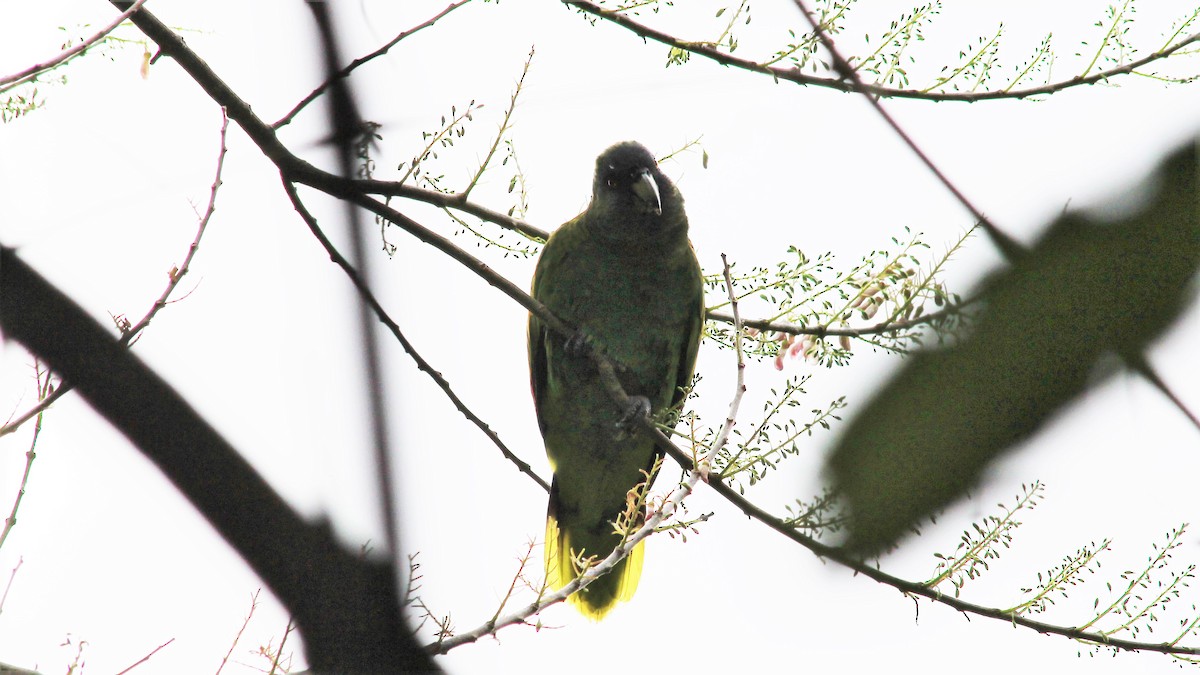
[0,0,149,91]
[273,1,473,129]
[0,556,22,617]
[0,381,64,440]
[266,618,295,675]
[114,637,176,675]
[215,589,260,675]
[488,540,539,626]
[462,45,534,198]
[0,365,49,551]
[1123,353,1200,434]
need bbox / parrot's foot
[614,395,652,440]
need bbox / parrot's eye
[606,177,618,188]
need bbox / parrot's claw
[614,395,652,440]
[564,330,594,357]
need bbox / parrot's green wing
[529,233,703,620]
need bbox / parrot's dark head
[591,141,680,224]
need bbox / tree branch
[563,0,1200,103]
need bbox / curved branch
[563,0,1200,103]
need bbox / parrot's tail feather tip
[544,515,645,621]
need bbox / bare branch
[265,617,296,675]
[215,589,260,675]
[462,45,534,198]
[0,379,64,441]
[113,637,175,675]
[122,108,229,346]
[0,556,20,617]
[0,364,50,551]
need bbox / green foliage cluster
[705,226,968,367]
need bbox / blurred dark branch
[307,0,401,565]
[563,0,1200,103]
[0,244,426,671]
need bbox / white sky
[2,1,1200,673]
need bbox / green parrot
[528,141,704,620]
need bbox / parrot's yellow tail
[545,513,644,621]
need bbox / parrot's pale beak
[632,169,662,216]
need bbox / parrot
[528,141,704,620]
